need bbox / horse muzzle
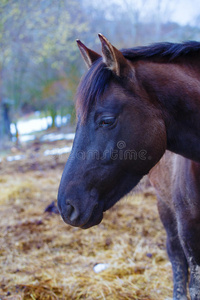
[58,197,103,228]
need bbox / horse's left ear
[98,33,128,77]
[77,39,101,69]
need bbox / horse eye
[99,117,116,128]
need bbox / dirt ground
[0,137,173,300]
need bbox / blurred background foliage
[0,0,200,147]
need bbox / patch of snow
[10,114,71,135]
[43,146,72,156]
[6,155,25,162]
[19,135,36,142]
[41,133,75,142]
[93,263,109,273]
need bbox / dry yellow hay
[0,141,173,300]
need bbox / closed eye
[99,116,116,128]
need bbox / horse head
[57,34,166,228]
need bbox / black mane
[121,41,200,61]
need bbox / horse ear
[76,39,101,69]
[98,33,127,77]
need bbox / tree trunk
[0,102,4,149]
[49,107,57,128]
[3,102,11,137]
[14,122,19,147]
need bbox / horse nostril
[66,203,79,222]
[66,203,73,217]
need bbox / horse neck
[137,59,200,162]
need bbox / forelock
[76,59,113,122]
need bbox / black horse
[58,34,200,300]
